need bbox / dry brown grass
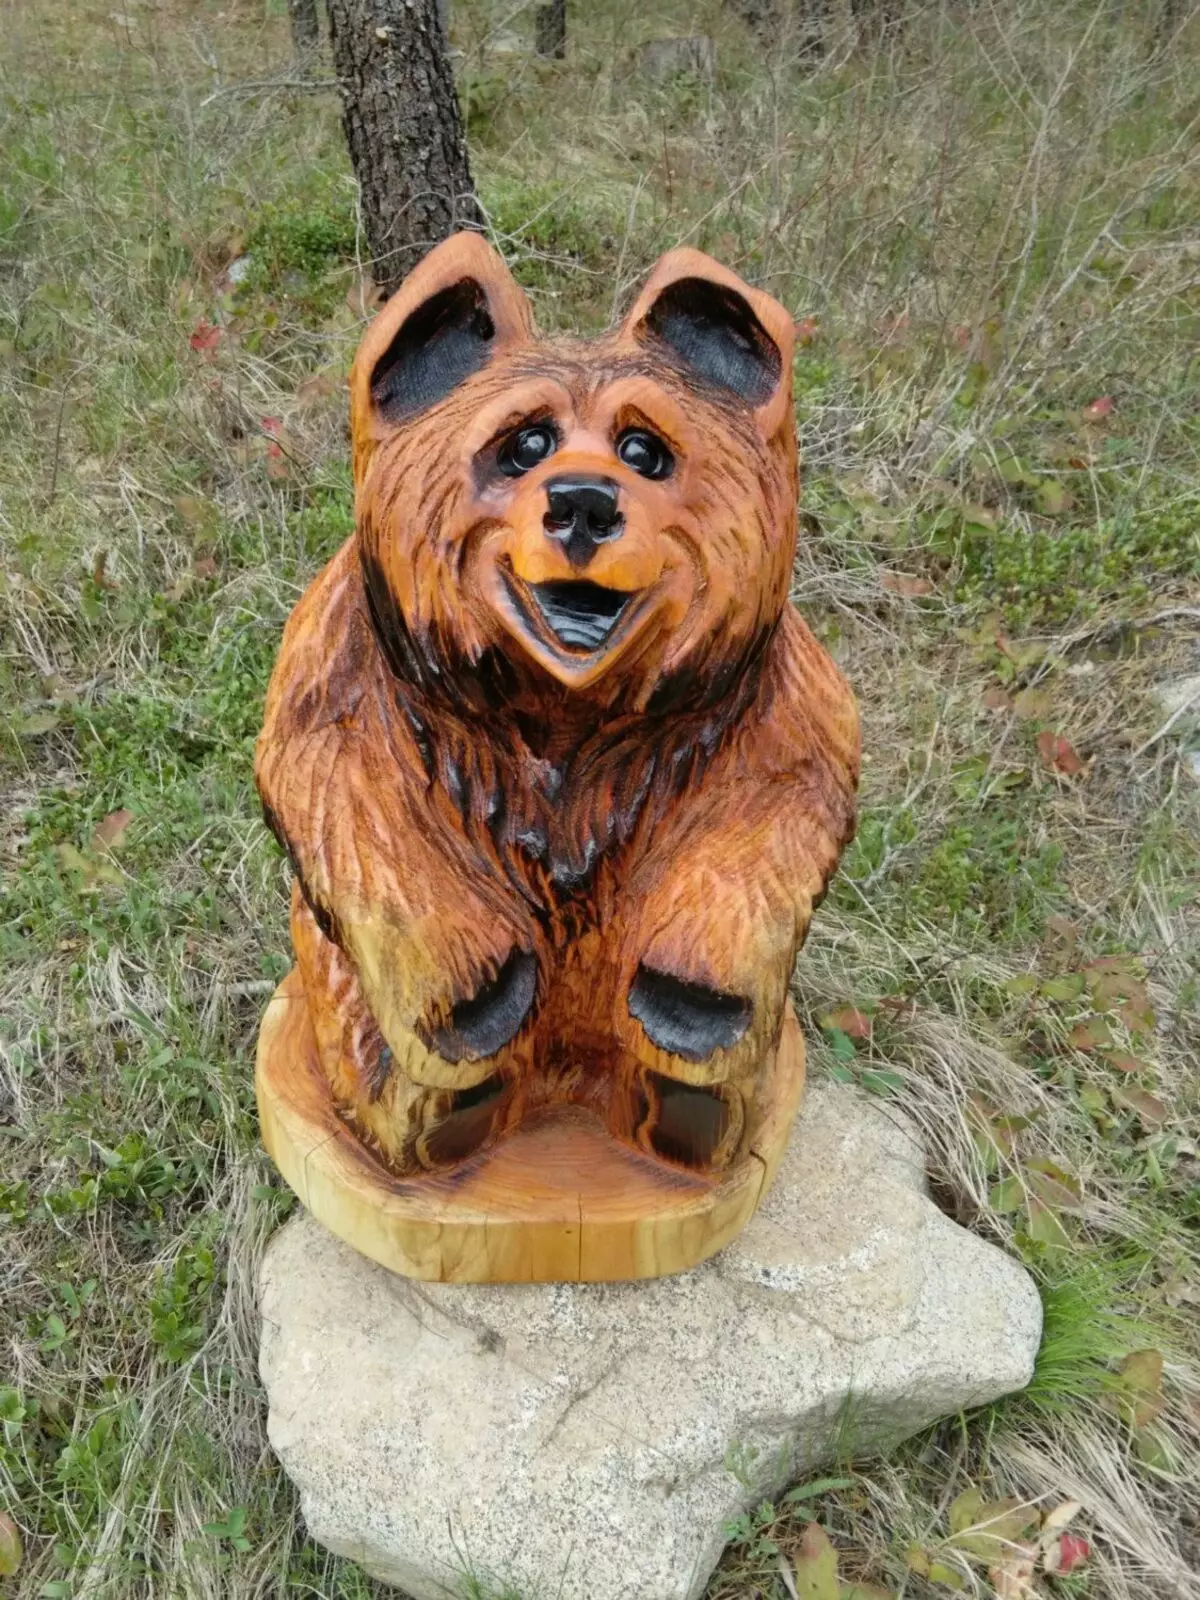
[1,1,1198,1597]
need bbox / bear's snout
[542,475,624,569]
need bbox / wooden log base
[256,967,806,1283]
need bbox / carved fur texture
[256,233,860,1180]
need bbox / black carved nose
[543,476,623,567]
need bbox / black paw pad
[628,964,751,1062]
[424,949,537,1062]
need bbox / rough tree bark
[288,0,322,69]
[325,0,483,295]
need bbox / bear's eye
[498,424,558,477]
[616,428,674,480]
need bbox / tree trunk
[535,0,566,59]
[325,0,484,295]
[288,0,322,69]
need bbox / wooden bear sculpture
[254,233,860,1282]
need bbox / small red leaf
[1037,730,1084,776]
[1043,1532,1090,1575]
[821,1006,872,1040]
[188,319,222,352]
[91,808,133,852]
[261,415,282,436]
[1082,396,1114,421]
[983,687,1012,711]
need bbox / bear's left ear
[350,232,535,453]
[619,249,795,437]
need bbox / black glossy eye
[616,428,674,480]
[498,424,557,477]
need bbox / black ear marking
[370,278,496,421]
[628,963,751,1061]
[422,949,537,1062]
[640,277,781,406]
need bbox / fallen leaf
[1036,730,1084,776]
[296,371,342,406]
[91,808,133,852]
[1043,914,1079,946]
[907,1545,967,1588]
[1103,1050,1148,1074]
[1040,1499,1084,1536]
[1004,974,1039,997]
[880,572,933,597]
[1069,1016,1114,1052]
[347,277,387,317]
[983,687,1012,711]
[1082,395,1114,421]
[1115,1088,1168,1129]
[18,711,61,736]
[1012,687,1053,721]
[989,1175,1025,1213]
[948,1491,1040,1561]
[792,1522,840,1600]
[1041,974,1085,1002]
[1026,1197,1071,1252]
[1035,479,1073,516]
[188,318,222,353]
[1118,1348,1165,1428]
[56,842,123,890]
[1086,966,1155,1033]
[192,553,219,580]
[821,1006,872,1040]
[0,1513,22,1576]
[794,316,820,344]
[1026,1159,1083,1211]
[989,1544,1037,1598]
[1043,1531,1090,1575]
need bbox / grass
[1,0,1198,1596]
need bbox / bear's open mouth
[498,565,645,663]
[529,581,630,651]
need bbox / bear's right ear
[350,233,534,443]
[619,249,795,439]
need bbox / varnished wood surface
[253,233,858,1278]
[257,966,806,1282]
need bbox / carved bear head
[349,233,799,717]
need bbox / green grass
[2,1,1199,1597]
